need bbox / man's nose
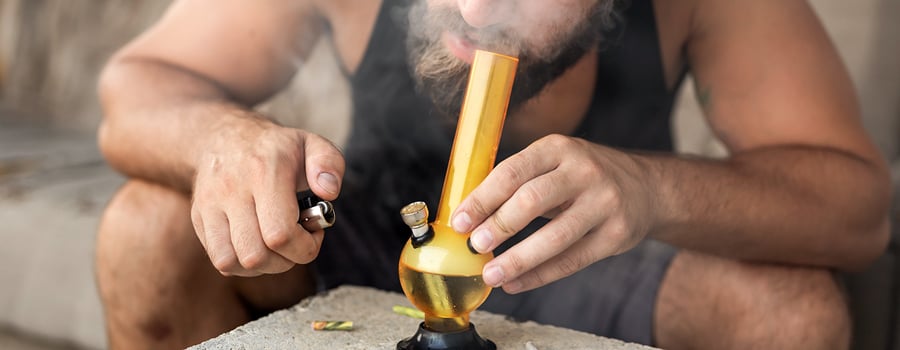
[456,0,513,29]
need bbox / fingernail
[470,227,493,252]
[317,173,339,194]
[452,212,472,233]
[483,265,505,287]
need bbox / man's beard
[406,0,620,118]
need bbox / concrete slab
[0,122,115,350]
[191,286,657,350]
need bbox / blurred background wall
[0,0,171,131]
[0,0,897,349]
[0,0,350,141]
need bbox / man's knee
[96,179,200,294]
[96,180,223,347]
[657,252,850,349]
[97,179,194,260]
[731,265,849,348]
[98,179,192,242]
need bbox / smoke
[406,0,622,118]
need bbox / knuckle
[307,149,343,171]
[315,134,345,156]
[491,213,515,236]
[610,186,623,205]
[262,228,293,250]
[547,134,582,154]
[217,174,236,192]
[305,135,346,165]
[504,253,528,277]
[238,251,268,270]
[600,187,622,210]
[545,226,575,250]
[496,161,527,186]
[581,160,605,178]
[604,217,630,245]
[246,153,269,176]
[529,270,549,289]
[516,184,544,214]
[556,251,590,278]
[211,254,240,273]
[469,195,491,217]
[540,133,570,149]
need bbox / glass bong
[397,50,518,350]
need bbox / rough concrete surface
[192,286,656,350]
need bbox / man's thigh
[654,250,850,349]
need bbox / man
[95,0,891,349]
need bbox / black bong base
[397,322,496,350]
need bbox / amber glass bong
[397,50,518,350]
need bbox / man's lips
[442,31,476,64]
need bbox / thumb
[301,133,345,201]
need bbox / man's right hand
[189,117,345,277]
[95,0,343,277]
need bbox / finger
[541,201,574,219]
[302,133,345,200]
[255,151,326,264]
[481,205,603,287]
[500,225,617,294]
[451,139,560,233]
[467,171,574,253]
[256,191,325,264]
[201,208,255,276]
[227,198,295,275]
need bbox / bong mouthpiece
[434,50,518,228]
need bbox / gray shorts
[480,237,676,346]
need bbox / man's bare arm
[648,0,890,270]
[98,0,324,192]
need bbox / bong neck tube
[434,50,519,229]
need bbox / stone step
[191,286,657,350]
[0,122,104,182]
[0,122,117,350]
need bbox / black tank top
[316,0,683,291]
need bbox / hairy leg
[655,250,850,350]
[96,180,315,349]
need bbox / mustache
[408,0,618,64]
[410,1,523,58]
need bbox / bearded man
[95,0,891,349]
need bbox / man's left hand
[452,134,660,293]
